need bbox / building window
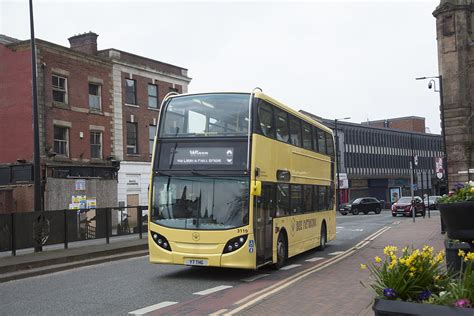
[54,126,69,157]
[148,84,158,108]
[88,83,101,111]
[125,79,137,105]
[90,131,102,159]
[127,122,138,154]
[149,125,156,155]
[52,75,67,103]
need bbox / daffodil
[375,256,382,263]
[458,249,466,257]
[360,263,367,270]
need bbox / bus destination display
[171,147,234,165]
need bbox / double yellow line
[211,226,391,316]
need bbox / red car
[391,196,425,217]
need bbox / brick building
[0,34,117,212]
[433,0,474,186]
[96,37,191,211]
[362,116,426,133]
[0,32,191,213]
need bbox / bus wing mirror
[251,181,262,197]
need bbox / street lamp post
[30,0,43,252]
[415,76,449,189]
[416,75,448,233]
[334,117,350,209]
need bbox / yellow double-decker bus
[148,89,336,269]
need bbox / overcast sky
[1,0,442,133]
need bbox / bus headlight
[151,231,172,251]
[223,235,248,254]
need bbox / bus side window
[258,101,275,138]
[289,115,302,147]
[319,186,328,210]
[302,122,313,150]
[303,185,313,213]
[317,129,327,155]
[328,184,335,209]
[312,126,319,153]
[275,109,290,143]
[326,133,334,157]
[314,185,320,211]
[276,183,289,216]
[290,184,303,214]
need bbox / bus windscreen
[151,176,249,230]
[159,93,250,137]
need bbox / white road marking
[193,285,233,295]
[336,226,344,229]
[128,301,178,315]
[280,264,301,270]
[305,257,324,262]
[241,274,270,282]
[209,309,229,316]
[328,251,345,256]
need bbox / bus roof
[165,91,333,135]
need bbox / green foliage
[438,181,474,204]
[362,246,474,308]
[429,256,474,308]
[362,246,448,302]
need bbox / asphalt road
[0,210,418,315]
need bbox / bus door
[256,183,274,265]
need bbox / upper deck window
[160,93,250,137]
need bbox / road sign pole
[410,161,415,223]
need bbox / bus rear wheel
[317,223,327,251]
[273,233,287,270]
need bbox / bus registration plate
[184,259,209,266]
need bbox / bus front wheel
[273,233,287,270]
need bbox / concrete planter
[445,239,472,273]
[439,201,474,251]
[373,298,474,316]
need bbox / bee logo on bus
[192,232,200,241]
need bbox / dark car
[423,196,441,210]
[391,196,425,217]
[339,197,383,215]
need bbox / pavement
[235,215,446,316]
[0,214,447,316]
[0,234,148,283]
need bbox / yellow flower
[384,246,398,255]
[410,266,416,272]
[465,252,474,261]
[360,264,367,270]
[458,249,466,257]
[399,258,406,265]
[409,272,414,277]
[470,187,474,193]
[375,256,382,263]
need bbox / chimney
[68,32,98,55]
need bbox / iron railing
[0,206,148,256]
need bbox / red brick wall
[121,72,182,161]
[0,44,33,163]
[367,118,425,133]
[40,46,114,161]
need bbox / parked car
[391,196,425,217]
[423,195,441,210]
[339,197,383,215]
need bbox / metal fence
[0,206,148,256]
